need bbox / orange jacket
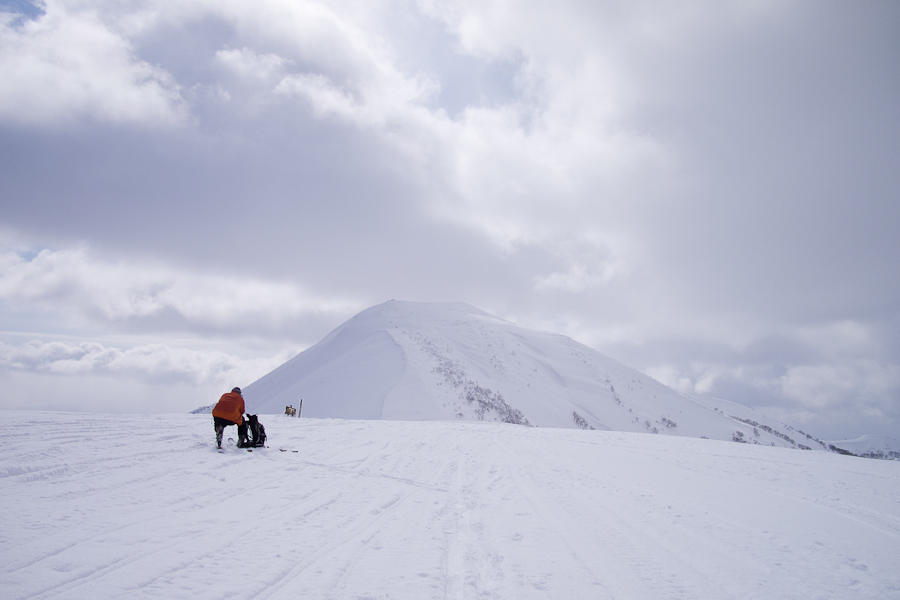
[212,392,244,424]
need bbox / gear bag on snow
[239,414,267,448]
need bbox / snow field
[1,411,899,599]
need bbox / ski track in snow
[1,412,899,600]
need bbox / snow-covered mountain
[244,301,816,450]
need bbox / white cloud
[215,46,290,81]
[645,363,743,396]
[0,338,295,387]
[0,247,362,331]
[644,364,694,395]
[198,0,666,255]
[0,1,186,125]
[1,0,669,257]
[275,72,360,120]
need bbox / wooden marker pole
[298,398,303,418]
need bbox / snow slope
[244,301,814,449]
[2,411,898,600]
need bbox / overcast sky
[1,0,898,439]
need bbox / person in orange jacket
[212,387,248,449]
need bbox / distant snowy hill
[244,301,817,450]
[824,434,900,460]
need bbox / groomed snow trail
[1,412,898,600]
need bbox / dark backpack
[246,414,267,447]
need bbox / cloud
[0,338,294,386]
[0,0,682,270]
[779,361,900,411]
[275,72,361,120]
[199,0,668,255]
[644,364,694,395]
[640,325,900,439]
[215,46,290,81]
[0,246,363,334]
[532,236,624,292]
[0,1,186,125]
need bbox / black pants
[214,417,248,447]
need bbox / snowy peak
[244,301,820,449]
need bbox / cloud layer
[0,2,185,125]
[0,247,361,333]
[1,0,898,435]
[0,337,293,386]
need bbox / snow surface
[243,301,815,450]
[3,411,899,599]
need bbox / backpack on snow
[243,414,266,448]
